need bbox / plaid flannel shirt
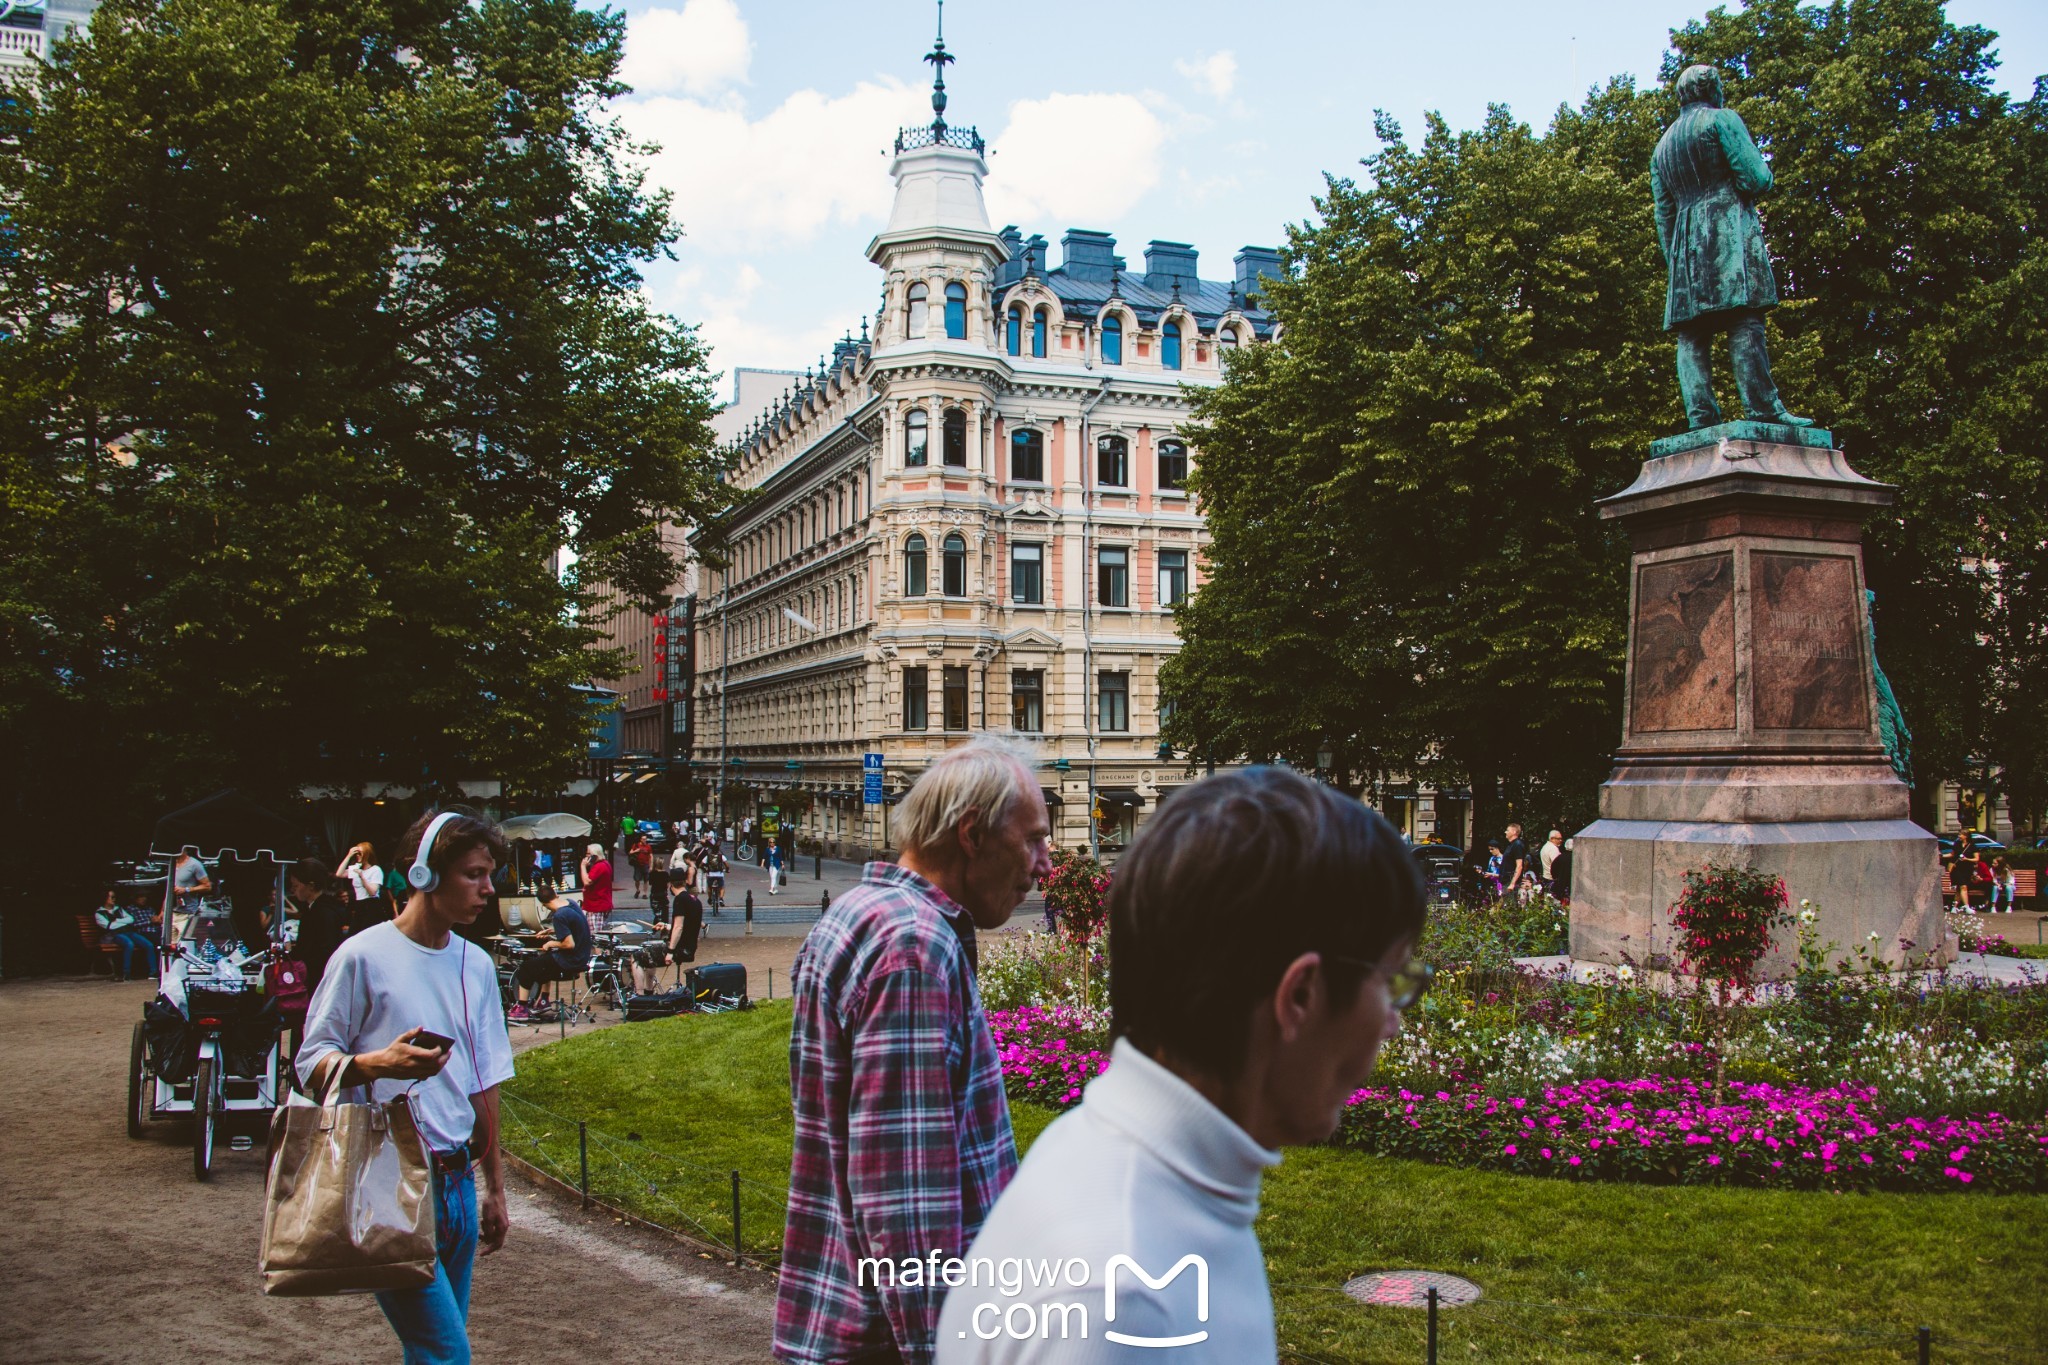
[775,863,1017,1365]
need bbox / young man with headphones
[296,808,517,1365]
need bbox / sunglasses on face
[1325,955,1435,1011]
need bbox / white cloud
[619,0,753,99]
[622,79,930,249]
[646,261,853,375]
[1174,51,1237,99]
[984,92,1167,226]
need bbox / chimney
[1143,241,1199,292]
[1060,229,1118,284]
[1234,247,1283,303]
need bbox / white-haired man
[775,735,1053,1365]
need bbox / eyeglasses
[1326,955,1435,1011]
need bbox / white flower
[1616,964,1635,982]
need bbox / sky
[611,0,2048,400]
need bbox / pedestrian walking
[936,766,1425,1364]
[766,839,783,895]
[580,841,614,932]
[776,736,1051,1365]
[1501,823,1530,901]
[1950,831,1982,912]
[295,809,516,1365]
[336,842,385,923]
[648,838,670,913]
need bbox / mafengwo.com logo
[862,1251,1210,1347]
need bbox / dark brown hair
[1108,766,1425,1081]
[400,807,510,882]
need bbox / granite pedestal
[1571,422,1944,977]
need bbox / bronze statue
[1652,65,1812,430]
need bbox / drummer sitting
[508,887,591,1022]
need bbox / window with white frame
[1011,543,1043,604]
[1098,546,1128,608]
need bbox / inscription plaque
[1753,552,1867,730]
[1630,553,1736,733]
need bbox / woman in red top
[581,842,614,930]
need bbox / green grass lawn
[505,1003,2047,1363]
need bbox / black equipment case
[686,962,748,1008]
[622,987,693,1022]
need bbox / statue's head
[1674,64,1725,109]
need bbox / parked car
[1936,835,2006,855]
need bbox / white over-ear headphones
[407,811,464,893]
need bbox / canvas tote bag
[260,1051,437,1295]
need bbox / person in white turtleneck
[935,767,1429,1364]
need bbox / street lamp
[1316,745,1335,779]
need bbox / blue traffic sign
[863,752,884,771]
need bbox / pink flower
[1504,1145,1518,1156]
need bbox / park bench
[73,913,121,975]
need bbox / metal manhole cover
[1341,1271,1483,1308]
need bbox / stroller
[126,790,298,1180]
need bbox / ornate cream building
[690,35,1280,857]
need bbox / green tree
[0,0,726,873]
[1163,84,1673,834]
[1167,0,2048,838]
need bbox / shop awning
[1041,787,1063,807]
[1096,787,1145,808]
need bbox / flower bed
[987,1004,1110,1108]
[1340,1075,2048,1194]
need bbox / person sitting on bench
[509,887,590,1022]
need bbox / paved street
[0,977,779,1364]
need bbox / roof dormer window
[1032,307,1048,358]
[1162,320,1183,371]
[1101,314,1122,365]
[1006,305,1022,356]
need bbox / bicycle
[735,841,755,864]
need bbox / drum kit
[489,920,655,1023]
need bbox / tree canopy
[1163,0,2048,835]
[0,0,726,845]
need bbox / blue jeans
[106,932,157,978]
[375,1166,478,1364]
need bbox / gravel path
[0,977,779,1364]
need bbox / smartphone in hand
[411,1029,456,1054]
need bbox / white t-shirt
[345,863,385,902]
[295,921,515,1153]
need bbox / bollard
[1426,1286,1438,1364]
[731,1170,743,1263]
[821,889,829,911]
[578,1121,589,1208]
[815,853,822,879]
[745,891,754,936]
[1918,1326,1931,1364]
[768,966,773,1000]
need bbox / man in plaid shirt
[777,736,1054,1365]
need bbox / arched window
[1011,428,1045,482]
[1031,307,1048,358]
[944,282,967,339]
[1006,305,1022,356]
[906,283,929,339]
[942,409,967,466]
[1097,434,1128,487]
[903,534,928,597]
[1158,439,1188,491]
[1101,313,1122,365]
[1162,320,1182,370]
[942,533,967,597]
[1219,325,1239,352]
[904,408,928,467]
